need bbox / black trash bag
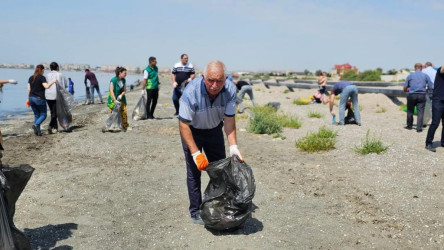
[56,84,76,130]
[103,102,123,132]
[344,105,357,125]
[1,171,14,250]
[1,164,34,250]
[200,156,256,230]
[132,92,147,121]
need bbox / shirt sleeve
[172,66,177,74]
[143,70,148,79]
[224,82,237,117]
[178,98,194,123]
[403,76,410,88]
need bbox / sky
[1,0,443,72]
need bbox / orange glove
[26,99,30,108]
[192,151,209,171]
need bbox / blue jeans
[29,96,47,134]
[339,85,361,125]
[90,84,103,103]
[172,88,182,113]
[181,122,226,217]
[426,100,444,146]
[236,85,256,112]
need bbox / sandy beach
[1,77,444,249]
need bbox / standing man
[329,81,361,126]
[45,62,68,134]
[84,69,103,104]
[143,57,160,119]
[171,54,195,116]
[179,60,244,225]
[403,63,433,132]
[425,66,444,152]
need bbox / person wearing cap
[178,60,243,225]
[171,54,195,116]
[403,63,433,132]
[425,65,444,152]
[329,81,361,125]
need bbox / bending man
[178,60,243,225]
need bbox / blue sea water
[0,68,142,120]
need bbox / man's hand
[8,79,18,84]
[192,151,209,171]
[187,78,192,83]
[173,82,178,88]
[229,145,244,161]
[114,99,121,105]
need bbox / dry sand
[1,78,444,249]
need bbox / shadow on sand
[24,223,78,250]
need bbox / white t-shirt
[45,71,68,100]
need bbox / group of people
[403,62,444,152]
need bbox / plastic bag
[1,164,34,250]
[200,156,256,230]
[56,84,76,130]
[103,102,123,132]
[1,169,14,250]
[132,92,147,120]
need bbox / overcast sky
[1,0,442,72]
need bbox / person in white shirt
[45,62,68,134]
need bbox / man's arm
[84,75,88,86]
[224,116,237,146]
[171,73,177,88]
[329,91,335,113]
[179,120,199,154]
[190,73,195,81]
[441,66,444,74]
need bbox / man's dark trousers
[407,93,426,131]
[426,100,444,146]
[181,122,226,217]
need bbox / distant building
[334,63,358,76]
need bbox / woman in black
[27,64,56,136]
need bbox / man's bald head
[424,62,433,67]
[204,61,226,78]
[414,63,423,70]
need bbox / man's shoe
[32,125,38,135]
[425,144,436,152]
[404,126,412,130]
[47,126,53,134]
[417,129,423,133]
[174,112,179,116]
[191,214,205,225]
[357,123,362,126]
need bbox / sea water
[0,68,143,120]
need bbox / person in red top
[84,69,103,104]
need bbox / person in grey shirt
[403,63,433,132]
[45,62,68,134]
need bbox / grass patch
[273,133,286,140]
[295,126,337,152]
[235,114,249,120]
[354,130,389,155]
[248,106,302,134]
[283,89,290,94]
[293,98,310,105]
[376,107,387,113]
[308,111,324,118]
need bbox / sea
[0,68,143,120]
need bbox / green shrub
[295,126,337,152]
[308,111,324,118]
[279,114,302,128]
[248,106,282,134]
[248,106,302,134]
[354,130,389,155]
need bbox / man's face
[150,59,157,66]
[181,56,188,65]
[204,70,225,97]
